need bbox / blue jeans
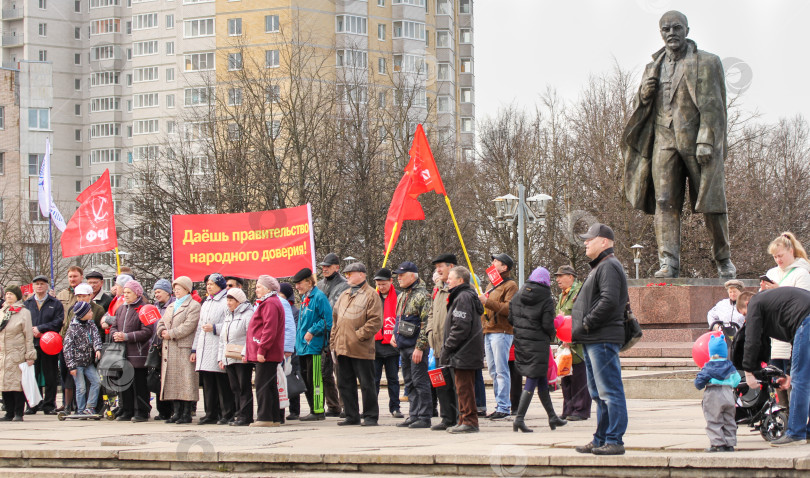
[583,342,628,445]
[474,369,486,410]
[484,333,513,413]
[788,315,810,439]
[75,364,100,413]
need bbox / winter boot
[512,390,534,433]
[176,401,192,424]
[166,401,181,423]
[538,388,567,430]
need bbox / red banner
[171,204,316,281]
[61,170,118,258]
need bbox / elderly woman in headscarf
[508,267,567,433]
[0,285,37,421]
[246,275,286,427]
[109,279,155,422]
[217,287,254,426]
[157,276,200,424]
[191,273,234,425]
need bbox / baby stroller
[734,364,788,442]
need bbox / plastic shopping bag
[277,362,290,409]
[547,348,558,387]
[427,349,436,371]
[19,362,42,407]
[555,347,573,377]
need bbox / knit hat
[5,285,22,302]
[226,288,248,304]
[528,267,551,287]
[124,280,144,297]
[153,279,172,294]
[115,274,133,288]
[172,276,193,294]
[73,301,92,319]
[257,275,280,292]
[708,334,727,359]
[74,283,93,296]
[208,273,227,290]
[279,283,294,300]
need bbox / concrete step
[621,341,694,358]
[620,357,697,370]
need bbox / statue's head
[659,10,689,52]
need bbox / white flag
[37,138,67,232]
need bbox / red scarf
[374,288,398,344]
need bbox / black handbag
[145,340,161,369]
[147,367,161,394]
[99,341,128,372]
[286,369,307,397]
[620,303,643,352]
[397,320,417,338]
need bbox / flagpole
[381,222,398,268]
[444,195,481,293]
[48,216,55,290]
[114,247,122,275]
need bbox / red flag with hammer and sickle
[61,169,118,258]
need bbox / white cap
[74,283,94,296]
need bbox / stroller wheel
[761,409,789,442]
[57,412,66,421]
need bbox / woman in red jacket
[245,275,286,427]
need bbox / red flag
[405,124,446,196]
[384,173,425,253]
[61,170,118,258]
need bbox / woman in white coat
[191,273,234,425]
[217,288,254,426]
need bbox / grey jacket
[217,302,254,366]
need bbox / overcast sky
[473,0,808,123]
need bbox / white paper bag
[19,362,42,407]
[277,363,289,409]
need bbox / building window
[228,18,242,36]
[377,0,384,6]
[75,180,82,193]
[392,0,424,5]
[184,87,213,106]
[110,175,121,188]
[437,95,451,113]
[377,57,386,74]
[228,123,241,141]
[29,201,47,222]
[265,85,280,103]
[133,93,159,108]
[460,57,472,73]
[74,27,81,39]
[437,63,450,81]
[436,0,451,15]
[38,0,46,9]
[167,120,176,134]
[90,123,122,138]
[133,40,158,56]
[90,18,121,35]
[75,129,82,141]
[91,71,121,86]
[90,97,121,112]
[336,15,368,35]
[184,52,214,71]
[228,88,243,106]
[74,104,81,116]
[462,148,474,161]
[0,152,4,174]
[265,15,279,33]
[75,155,82,167]
[75,78,81,90]
[28,109,50,130]
[392,21,425,40]
[133,119,159,135]
[166,14,174,29]
[461,117,473,132]
[166,94,175,108]
[132,13,158,30]
[184,18,215,38]
[74,53,81,65]
[378,24,385,40]
[459,0,470,13]
[39,50,47,61]
[460,87,472,103]
[436,30,450,48]
[0,106,4,129]
[460,28,472,43]
[166,68,174,81]
[74,0,81,12]
[336,49,366,69]
[228,53,242,71]
[90,149,121,163]
[133,66,159,82]
[266,120,281,139]
[265,50,280,68]
[166,41,174,55]
[38,23,47,36]
[28,154,44,176]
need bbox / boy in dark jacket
[64,302,103,415]
[695,334,740,453]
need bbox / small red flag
[61,170,118,258]
[405,124,446,196]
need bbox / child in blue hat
[694,334,741,452]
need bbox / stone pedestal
[627,279,758,343]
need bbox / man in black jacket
[24,275,65,414]
[441,266,484,434]
[737,288,810,446]
[571,224,629,456]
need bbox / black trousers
[561,360,592,419]
[435,367,459,426]
[289,354,300,415]
[155,397,173,418]
[120,367,150,418]
[199,370,235,420]
[374,354,400,413]
[301,354,324,415]
[337,355,378,422]
[255,361,280,422]
[2,391,25,418]
[226,363,254,423]
[321,345,341,412]
[509,360,523,412]
[34,346,59,411]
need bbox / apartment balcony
[1,34,22,47]
[2,60,18,69]
[1,8,23,20]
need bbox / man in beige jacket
[330,262,382,427]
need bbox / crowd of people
[3,225,810,454]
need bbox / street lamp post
[493,185,551,287]
[631,244,644,280]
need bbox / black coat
[24,294,65,346]
[742,287,810,372]
[508,281,556,379]
[440,284,484,370]
[572,248,628,345]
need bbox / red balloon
[138,304,161,326]
[692,331,724,368]
[556,315,573,343]
[40,331,63,355]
